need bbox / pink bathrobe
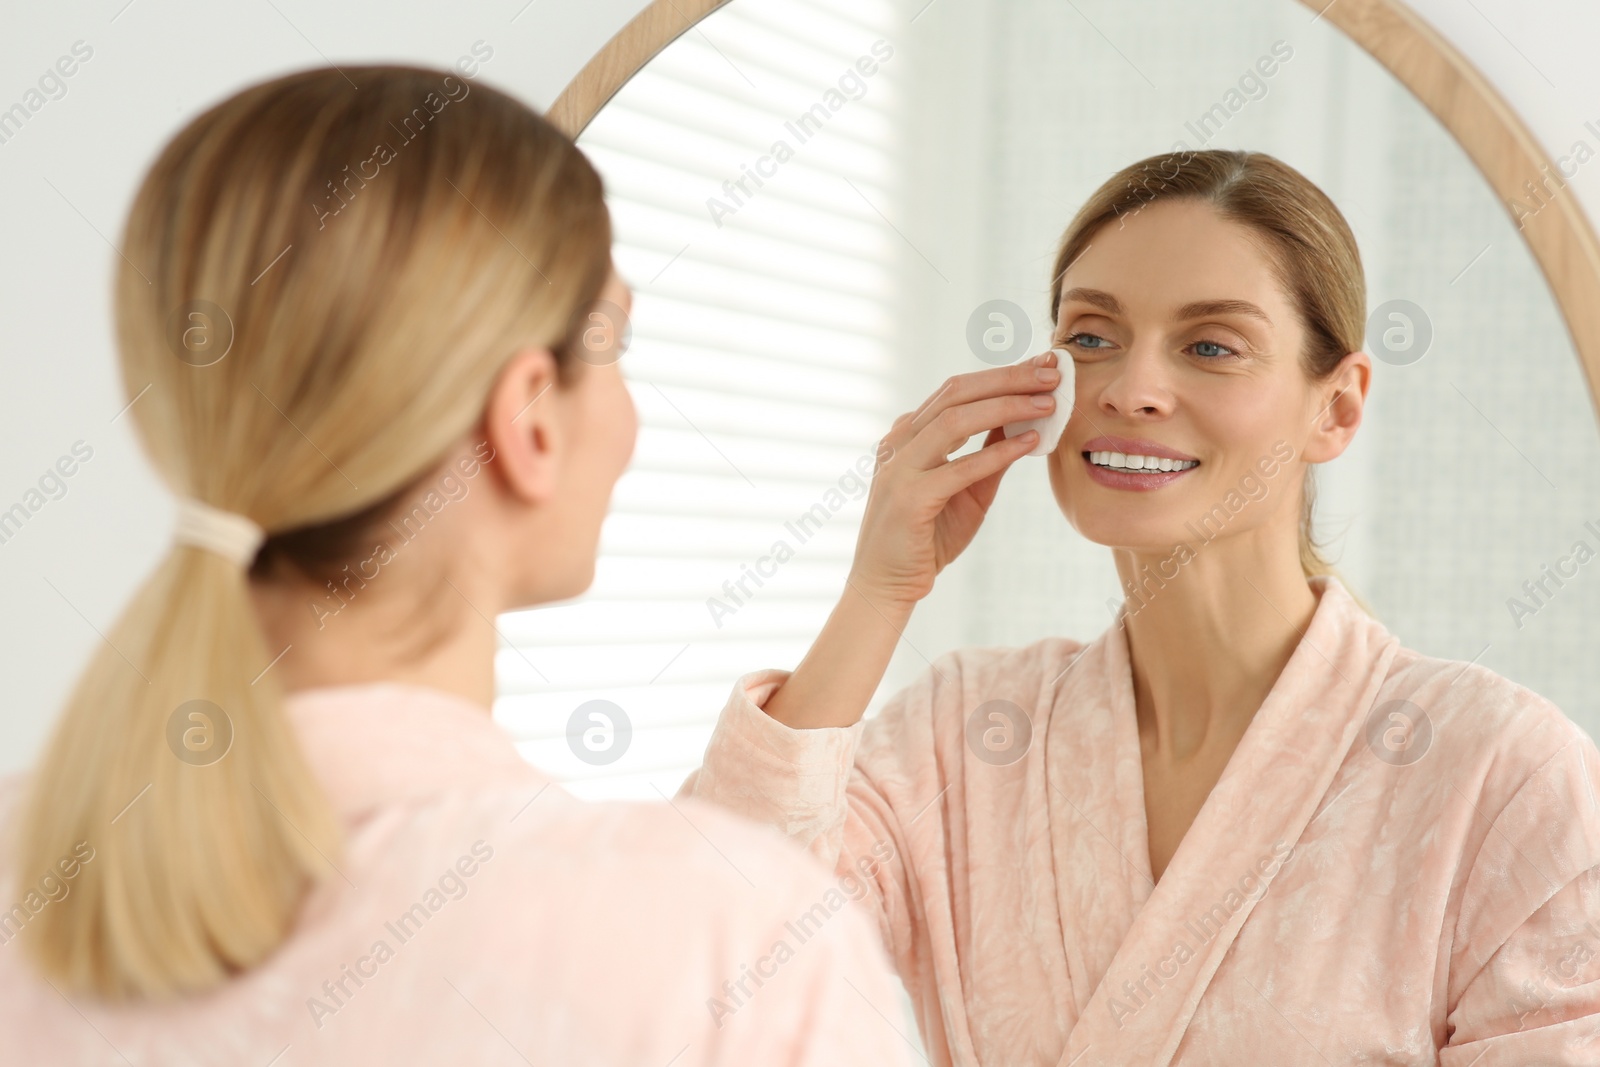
[0,682,913,1066]
[682,575,1600,1064]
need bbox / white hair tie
[173,496,266,568]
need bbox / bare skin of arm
[762,350,1064,730]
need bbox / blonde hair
[1049,148,1366,592]
[12,64,611,998]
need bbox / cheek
[614,377,638,462]
[1046,447,1084,523]
[587,368,637,474]
[1190,375,1301,452]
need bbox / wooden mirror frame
[550,0,1600,417]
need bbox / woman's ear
[482,347,564,505]
[1302,349,1372,464]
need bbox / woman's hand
[759,350,1061,730]
[847,349,1062,611]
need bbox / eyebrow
[1059,287,1274,327]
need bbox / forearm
[762,577,914,730]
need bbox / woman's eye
[1191,339,1238,360]
[1064,331,1111,351]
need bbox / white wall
[0,0,1596,773]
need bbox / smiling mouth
[1084,450,1200,473]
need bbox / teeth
[1087,450,1197,472]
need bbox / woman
[0,66,913,1066]
[683,149,1600,1064]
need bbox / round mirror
[502,0,1600,811]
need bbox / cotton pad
[1001,348,1073,457]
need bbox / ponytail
[14,546,337,996]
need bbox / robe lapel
[1042,616,1156,1024]
[1054,577,1400,1067]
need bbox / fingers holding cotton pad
[1002,348,1073,457]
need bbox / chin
[1069,513,1195,554]
[559,560,597,601]
[1056,479,1201,550]
[513,558,597,610]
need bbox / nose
[1095,343,1174,420]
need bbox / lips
[1080,436,1198,463]
[1079,435,1200,492]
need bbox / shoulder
[421,788,891,1024]
[371,783,872,942]
[305,782,890,1001]
[1378,652,1600,981]
[1375,645,1600,887]
[1381,644,1598,788]
[469,792,904,1059]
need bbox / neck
[247,554,500,713]
[1116,526,1319,762]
